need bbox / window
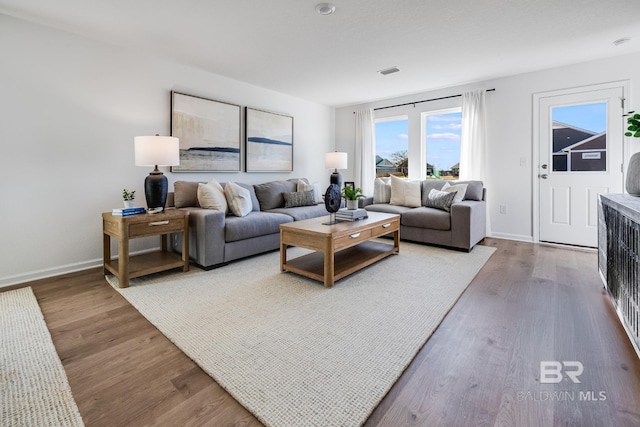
[423,109,462,179]
[375,116,408,177]
[551,102,607,172]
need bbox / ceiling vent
[378,67,400,76]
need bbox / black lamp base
[330,171,342,187]
[144,169,168,212]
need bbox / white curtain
[459,88,490,234]
[459,89,487,181]
[354,108,376,196]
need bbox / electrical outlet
[500,204,508,214]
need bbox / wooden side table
[102,209,189,288]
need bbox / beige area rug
[107,241,495,427]
[0,287,84,427]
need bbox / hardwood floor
[11,238,640,426]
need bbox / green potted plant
[341,186,365,210]
[122,189,136,208]
[624,111,640,196]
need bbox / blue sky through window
[552,102,607,133]
[426,111,462,172]
[375,118,408,160]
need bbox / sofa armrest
[450,200,486,250]
[360,196,374,208]
[171,208,226,268]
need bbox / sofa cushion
[224,181,253,217]
[390,175,421,207]
[420,180,447,206]
[425,188,456,212]
[364,203,414,215]
[402,207,451,230]
[373,177,391,204]
[452,180,484,201]
[267,204,329,221]
[174,181,200,208]
[197,179,229,214]
[254,180,298,210]
[225,211,293,242]
[441,182,468,203]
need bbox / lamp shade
[325,152,348,170]
[134,135,180,166]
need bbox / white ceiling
[2,0,639,107]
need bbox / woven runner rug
[0,287,84,427]
[107,241,495,427]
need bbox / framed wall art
[171,91,242,172]
[245,107,293,172]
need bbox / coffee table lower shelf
[282,240,397,285]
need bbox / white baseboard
[488,232,534,243]
[0,247,161,289]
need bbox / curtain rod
[354,88,495,113]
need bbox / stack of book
[112,207,146,216]
[336,208,368,222]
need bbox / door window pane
[375,117,408,177]
[551,102,607,172]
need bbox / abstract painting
[171,91,242,172]
[245,107,293,172]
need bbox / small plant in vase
[122,189,136,208]
[341,186,365,210]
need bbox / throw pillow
[389,175,421,207]
[254,180,297,210]
[283,190,316,208]
[373,177,391,204]
[451,180,484,201]
[224,181,253,217]
[425,188,457,212]
[197,179,228,213]
[441,182,468,204]
[297,181,322,204]
[174,181,200,208]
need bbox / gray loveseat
[361,179,486,251]
[168,179,328,269]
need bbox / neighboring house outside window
[374,116,408,177]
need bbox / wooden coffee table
[279,211,400,287]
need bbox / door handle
[539,174,548,179]
[541,164,548,169]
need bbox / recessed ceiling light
[315,3,336,15]
[613,37,631,46]
[378,67,400,76]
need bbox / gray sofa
[168,179,328,269]
[361,179,486,251]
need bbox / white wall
[0,15,334,287]
[335,51,640,242]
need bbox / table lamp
[134,135,180,212]
[325,152,347,187]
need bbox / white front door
[537,84,625,247]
